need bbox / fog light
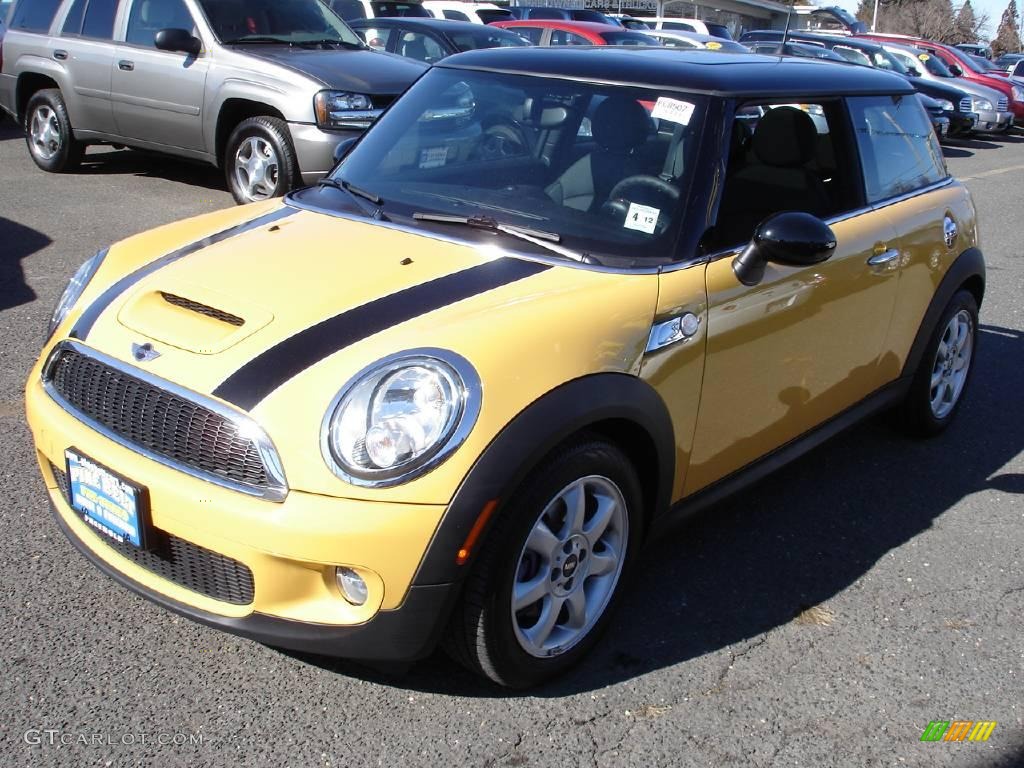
[335,567,368,606]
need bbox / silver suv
[0,0,426,203]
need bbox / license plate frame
[64,448,152,550]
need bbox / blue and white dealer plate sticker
[65,449,145,548]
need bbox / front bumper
[973,109,1014,132]
[287,122,362,185]
[949,112,977,136]
[27,370,457,660]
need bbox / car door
[109,0,208,151]
[54,0,120,135]
[681,99,902,495]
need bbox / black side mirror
[332,137,358,164]
[154,28,202,56]
[732,212,837,286]
[949,64,963,77]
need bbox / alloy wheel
[929,309,973,419]
[29,106,61,161]
[233,136,280,202]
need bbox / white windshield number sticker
[419,146,449,169]
[651,97,695,126]
[624,203,660,234]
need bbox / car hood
[910,78,969,104]
[240,46,427,93]
[60,201,658,501]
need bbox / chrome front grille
[43,341,287,500]
[959,97,973,113]
[997,96,1009,112]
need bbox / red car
[492,19,659,47]
[859,33,1024,124]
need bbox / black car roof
[439,47,915,97]
[743,30,886,53]
[349,17,513,35]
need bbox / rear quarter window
[10,0,65,32]
[848,94,948,202]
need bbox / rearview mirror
[154,28,202,56]
[949,63,963,77]
[732,212,837,286]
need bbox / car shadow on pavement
[0,217,50,311]
[75,147,227,192]
[290,323,1024,697]
[0,119,22,141]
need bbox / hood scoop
[117,282,273,355]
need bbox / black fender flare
[900,247,985,379]
[412,373,675,586]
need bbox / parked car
[30,47,984,688]
[740,32,977,138]
[327,0,431,20]
[506,6,613,24]
[882,43,1014,133]
[955,42,990,59]
[606,14,650,30]
[422,1,513,24]
[919,93,952,138]
[746,40,847,62]
[969,54,1009,76]
[642,16,733,39]
[793,5,866,35]
[352,17,527,62]
[858,34,1024,125]
[492,20,658,46]
[1011,60,1024,84]
[994,52,1024,72]
[646,30,749,52]
[0,0,427,205]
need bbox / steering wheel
[475,122,529,161]
[601,175,680,231]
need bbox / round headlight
[322,350,481,487]
[936,98,955,112]
[48,248,108,339]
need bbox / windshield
[600,31,659,45]
[954,49,987,74]
[449,28,529,51]
[323,68,708,265]
[477,8,513,23]
[373,2,431,16]
[910,50,953,76]
[199,0,362,45]
[833,46,872,67]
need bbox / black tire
[24,89,84,173]
[895,289,978,437]
[223,116,300,205]
[443,438,644,688]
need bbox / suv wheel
[224,117,299,205]
[444,438,643,687]
[897,289,978,437]
[25,89,83,173]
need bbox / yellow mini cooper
[27,48,984,687]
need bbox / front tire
[224,116,299,205]
[896,289,978,437]
[24,89,83,173]
[444,438,643,688]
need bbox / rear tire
[443,438,643,688]
[24,89,84,173]
[895,289,978,437]
[224,116,299,205]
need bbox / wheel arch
[215,99,287,168]
[900,247,985,380]
[16,72,62,123]
[412,373,675,587]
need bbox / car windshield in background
[450,28,529,51]
[600,31,660,46]
[373,2,431,16]
[199,0,363,45]
[916,51,953,76]
[477,8,514,23]
[326,68,708,265]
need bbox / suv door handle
[118,60,135,71]
[867,248,900,266]
[53,49,69,60]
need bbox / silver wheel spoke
[930,370,944,389]
[513,573,549,612]
[524,595,563,648]
[583,494,616,548]
[588,551,616,577]
[564,589,588,630]
[562,483,587,537]
[525,520,559,557]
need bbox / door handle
[867,248,900,267]
[53,49,68,60]
[118,60,135,71]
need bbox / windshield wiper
[412,212,591,263]
[297,39,364,49]
[222,35,295,45]
[318,177,389,220]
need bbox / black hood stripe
[71,207,297,341]
[213,258,552,411]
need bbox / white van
[423,1,514,23]
[645,17,733,40]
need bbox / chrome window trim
[42,339,289,502]
[319,348,482,488]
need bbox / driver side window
[125,0,194,47]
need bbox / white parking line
[958,163,1024,181]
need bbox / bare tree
[992,0,1023,53]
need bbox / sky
[829,0,1011,40]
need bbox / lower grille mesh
[51,462,255,605]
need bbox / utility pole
[872,0,880,32]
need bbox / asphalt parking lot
[1,115,1022,768]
